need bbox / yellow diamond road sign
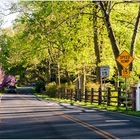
[116,50,134,68]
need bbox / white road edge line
[105,120,130,122]
[0,94,3,103]
[106,110,140,120]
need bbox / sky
[0,0,19,29]
[1,13,19,28]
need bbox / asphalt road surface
[0,87,140,139]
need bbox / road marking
[105,110,140,120]
[0,94,3,103]
[105,120,130,123]
[62,114,120,139]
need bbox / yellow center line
[62,114,120,139]
[62,114,111,139]
[15,95,120,139]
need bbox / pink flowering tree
[0,67,16,89]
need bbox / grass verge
[33,92,140,117]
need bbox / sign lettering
[116,50,134,68]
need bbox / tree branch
[46,12,81,34]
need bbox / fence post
[75,89,77,101]
[70,89,73,102]
[85,89,88,103]
[107,88,111,106]
[91,88,94,104]
[65,89,66,99]
[60,89,62,99]
[56,90,59,98]
[98,87,102,105]
[117,87,121,107]
[63,88,65,99]
[58,89,61,99]
[132,86,136,111]
[79,89,82,102]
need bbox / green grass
[33,92,140,117]
[0,89,5,96]
[0,91,4,98]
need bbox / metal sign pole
[125,77,128,111]
[103,78,106,90]
[100,77,102,90]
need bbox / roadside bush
[0,88,5,93]
[45,82,57,97]
[86,82,100,90]
[35,80,45,92]
[57,83,75,91]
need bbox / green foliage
[45,82,57,97]
[86,82,100,90]
[35,80,45,92]
[35,92,140,117]
[57,83,75,90]
[0,1,140,88]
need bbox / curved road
[0,87,140,139]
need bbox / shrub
[45,82,57,98]
[35,80,45,92]
[57,83,75,91]
[86,82,100,90]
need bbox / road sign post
[116,50,134,111]
[100,66,110,90]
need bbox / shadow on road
[0,87,140,139]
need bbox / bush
[45,82,57,97]
[86,82,100,90]
[35,80,45,92]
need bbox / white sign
[100,66,110,78]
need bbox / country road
[0,87,140,139]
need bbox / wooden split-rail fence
[56,86,137,110]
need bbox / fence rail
[56,87,136,110]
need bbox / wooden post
[60,89,63,99]
[66,89,69,99]
[56,90,58,98]
[91,88,94,104]
[79,89,82,102]
[58,90,60,99]
[64,88,66,99]
[70,89,73,102]
[98,87,102,105]
[117,87,121,107]
[132,86,136,111]
[75,89,77,101]
[107,88,111,106]
[85,89,88,103]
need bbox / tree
[130,4,140,71]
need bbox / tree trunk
[57,48,61,86]
[93,5,101,83]
[129,5,140,71]
[98,2,122,75]
[65,70,71,85]
[57,63,61,86]
[46,60,51,83]
[82,66,86,95]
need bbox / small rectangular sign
[100,66,110,78]
[122,68,130,78]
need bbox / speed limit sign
[100,66,110,78]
